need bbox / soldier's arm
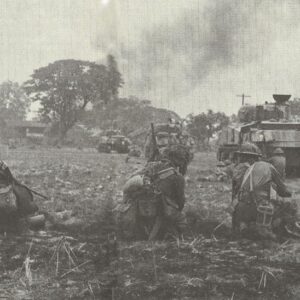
[271,165,291,197]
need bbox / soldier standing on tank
[268,148,286,180]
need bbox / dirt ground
[0,149,300,299]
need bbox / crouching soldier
[232,143,299,240]
[0,160,38,233]
[121,145,188,240]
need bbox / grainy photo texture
[0,0,299,299]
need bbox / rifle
[13,178,49,200]
[148,123,159,162]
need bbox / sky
[0,0,300,117]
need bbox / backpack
[123,161,178,218]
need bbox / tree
[82,96,180,146]
[290,97,300,117]
[0,81,29,120]
[24,59,123,141]
[186,110,229,150]
[0,81,29,139]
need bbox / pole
[236,94,251,106]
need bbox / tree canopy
[290,97,300,117]
[0,81,29,139]
[186,110,229,149]
[24,57,123,141]
[0,81,29,121]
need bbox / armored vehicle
[98,131,131,154]
[217,94,300,176]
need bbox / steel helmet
[272,148,284,155]
[217,161,226,167]
[236,143,262,157]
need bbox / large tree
[24,58,123,140]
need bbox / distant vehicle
[217,94,300,176]
[98,134,131,154]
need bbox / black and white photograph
[0,0,299,299]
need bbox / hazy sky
[1,0,300,117]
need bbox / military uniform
[122,145,188,240]
[239,161,290,202]
[147,160,187,235]
[232,162,250,200]
[268,148,286,180]
[233,158,295,239]
[0,160,38,233]
[0,160,13,186]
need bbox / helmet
[217,161,226,167]
[236,143,262,157]
[272,148,284,155]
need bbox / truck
[217,94,300,176]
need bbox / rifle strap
[241,163,254,191]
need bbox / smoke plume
[95,0,300,116]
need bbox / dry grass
[0,148,299,299]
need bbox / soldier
[122,144,189,240]
[0,160,14,186]
[0,159,38,232]
[268,148,286,180]
[231,143,299,239]
[231,143,261,201]
[0,160,19,232]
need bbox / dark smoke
[96,0,300,115]
[125,0,264,95]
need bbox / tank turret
[273,94,291,104]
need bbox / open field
[0,149,299,299]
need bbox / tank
[217,94,300,176]
[97,129,131,154]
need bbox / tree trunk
[58,122,69,145]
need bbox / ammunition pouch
[256,203,274,227]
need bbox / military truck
[97,130,131,154]
[217,94,300,176]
